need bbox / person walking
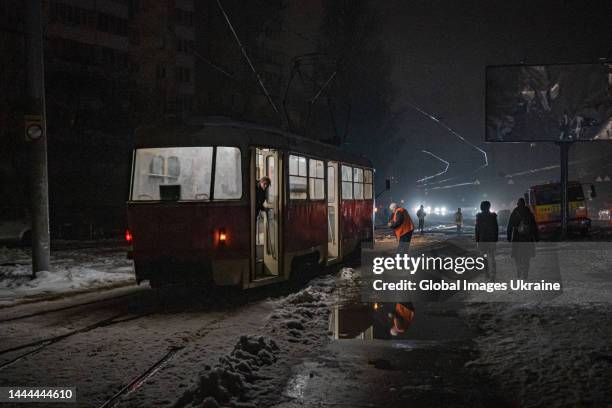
[475,201,499,281]
[416,205,426,234]
[388,203,414,254]
[454,207,463,234]
[507,198,538,279]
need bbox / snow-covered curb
[0,246,134,307]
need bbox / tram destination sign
[485,62,612,142]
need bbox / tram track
[96,315,231,407]
[0,291,140,324]
[0,312,152,371]
[98,346,185,408]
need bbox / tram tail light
[125,229,133,244]
[218,228,227,245]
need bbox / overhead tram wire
[406,102,488,189]
[216,0,281,119]
[191,50,238,81]
[424,157,595,191]
[416,150,450,183]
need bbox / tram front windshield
[131,146,242,201]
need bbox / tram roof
[133,117,373,168]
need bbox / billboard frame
[484,60,612,238]
[484,60,612,143]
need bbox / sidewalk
[0,244,135,307]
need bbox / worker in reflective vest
[390,302,415,336]
[388,203,414,254]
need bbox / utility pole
[25,0,50,276]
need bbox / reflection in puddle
[283,361,319,401]
[330,301,415,340]
[285,373,309,399]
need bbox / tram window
[328,166,336,203]
[353,168,364,200]
[167,156,180,178]
[341,165,353,199]
[132,147,212,200]
[364,169,373,199]
[309,159,325,200]
[266,155,277,201]
[289,155,307,199]
[214,147,242,200]
[149,155,164,176]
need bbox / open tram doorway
[327,161,340,263]
[253,148,281,280]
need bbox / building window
[176,8,194,26]
[289,155,307,200]
[176,66,191,83]
[97,12,128,36]
[156,65,166,79]
[364,169,373,199]
[341,165,353,199]
[177,97,193,113]
[177,38,194,54]
[309,159,324,200]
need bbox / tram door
[254,148,280,280]
[327,161,339,262]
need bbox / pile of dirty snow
[269,284,332,345]
[177,272,346,407]
[177,335,279,408]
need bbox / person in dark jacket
[507,198,538,279]
[475,201,499,281]
[256,176,271,215]
[416,205,426,234]
[454,208,463,234]
[255,177,271,255]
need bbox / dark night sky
[369,0,612,209]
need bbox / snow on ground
[462,303,612,407]
[175,269,352,408]
[0,245,134,306]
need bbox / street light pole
[25,0,51,276]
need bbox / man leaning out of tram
[388,202,415,254]
[256,176,271,216]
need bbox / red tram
[126,118,374,288]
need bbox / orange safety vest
[392,303,415,334]
[392,207,414,239]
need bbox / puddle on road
[329,300,418,340]
[283,361,320,401]
[329,295,475,343]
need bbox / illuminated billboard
[485,63,612,142]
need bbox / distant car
[0,207,31,245]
